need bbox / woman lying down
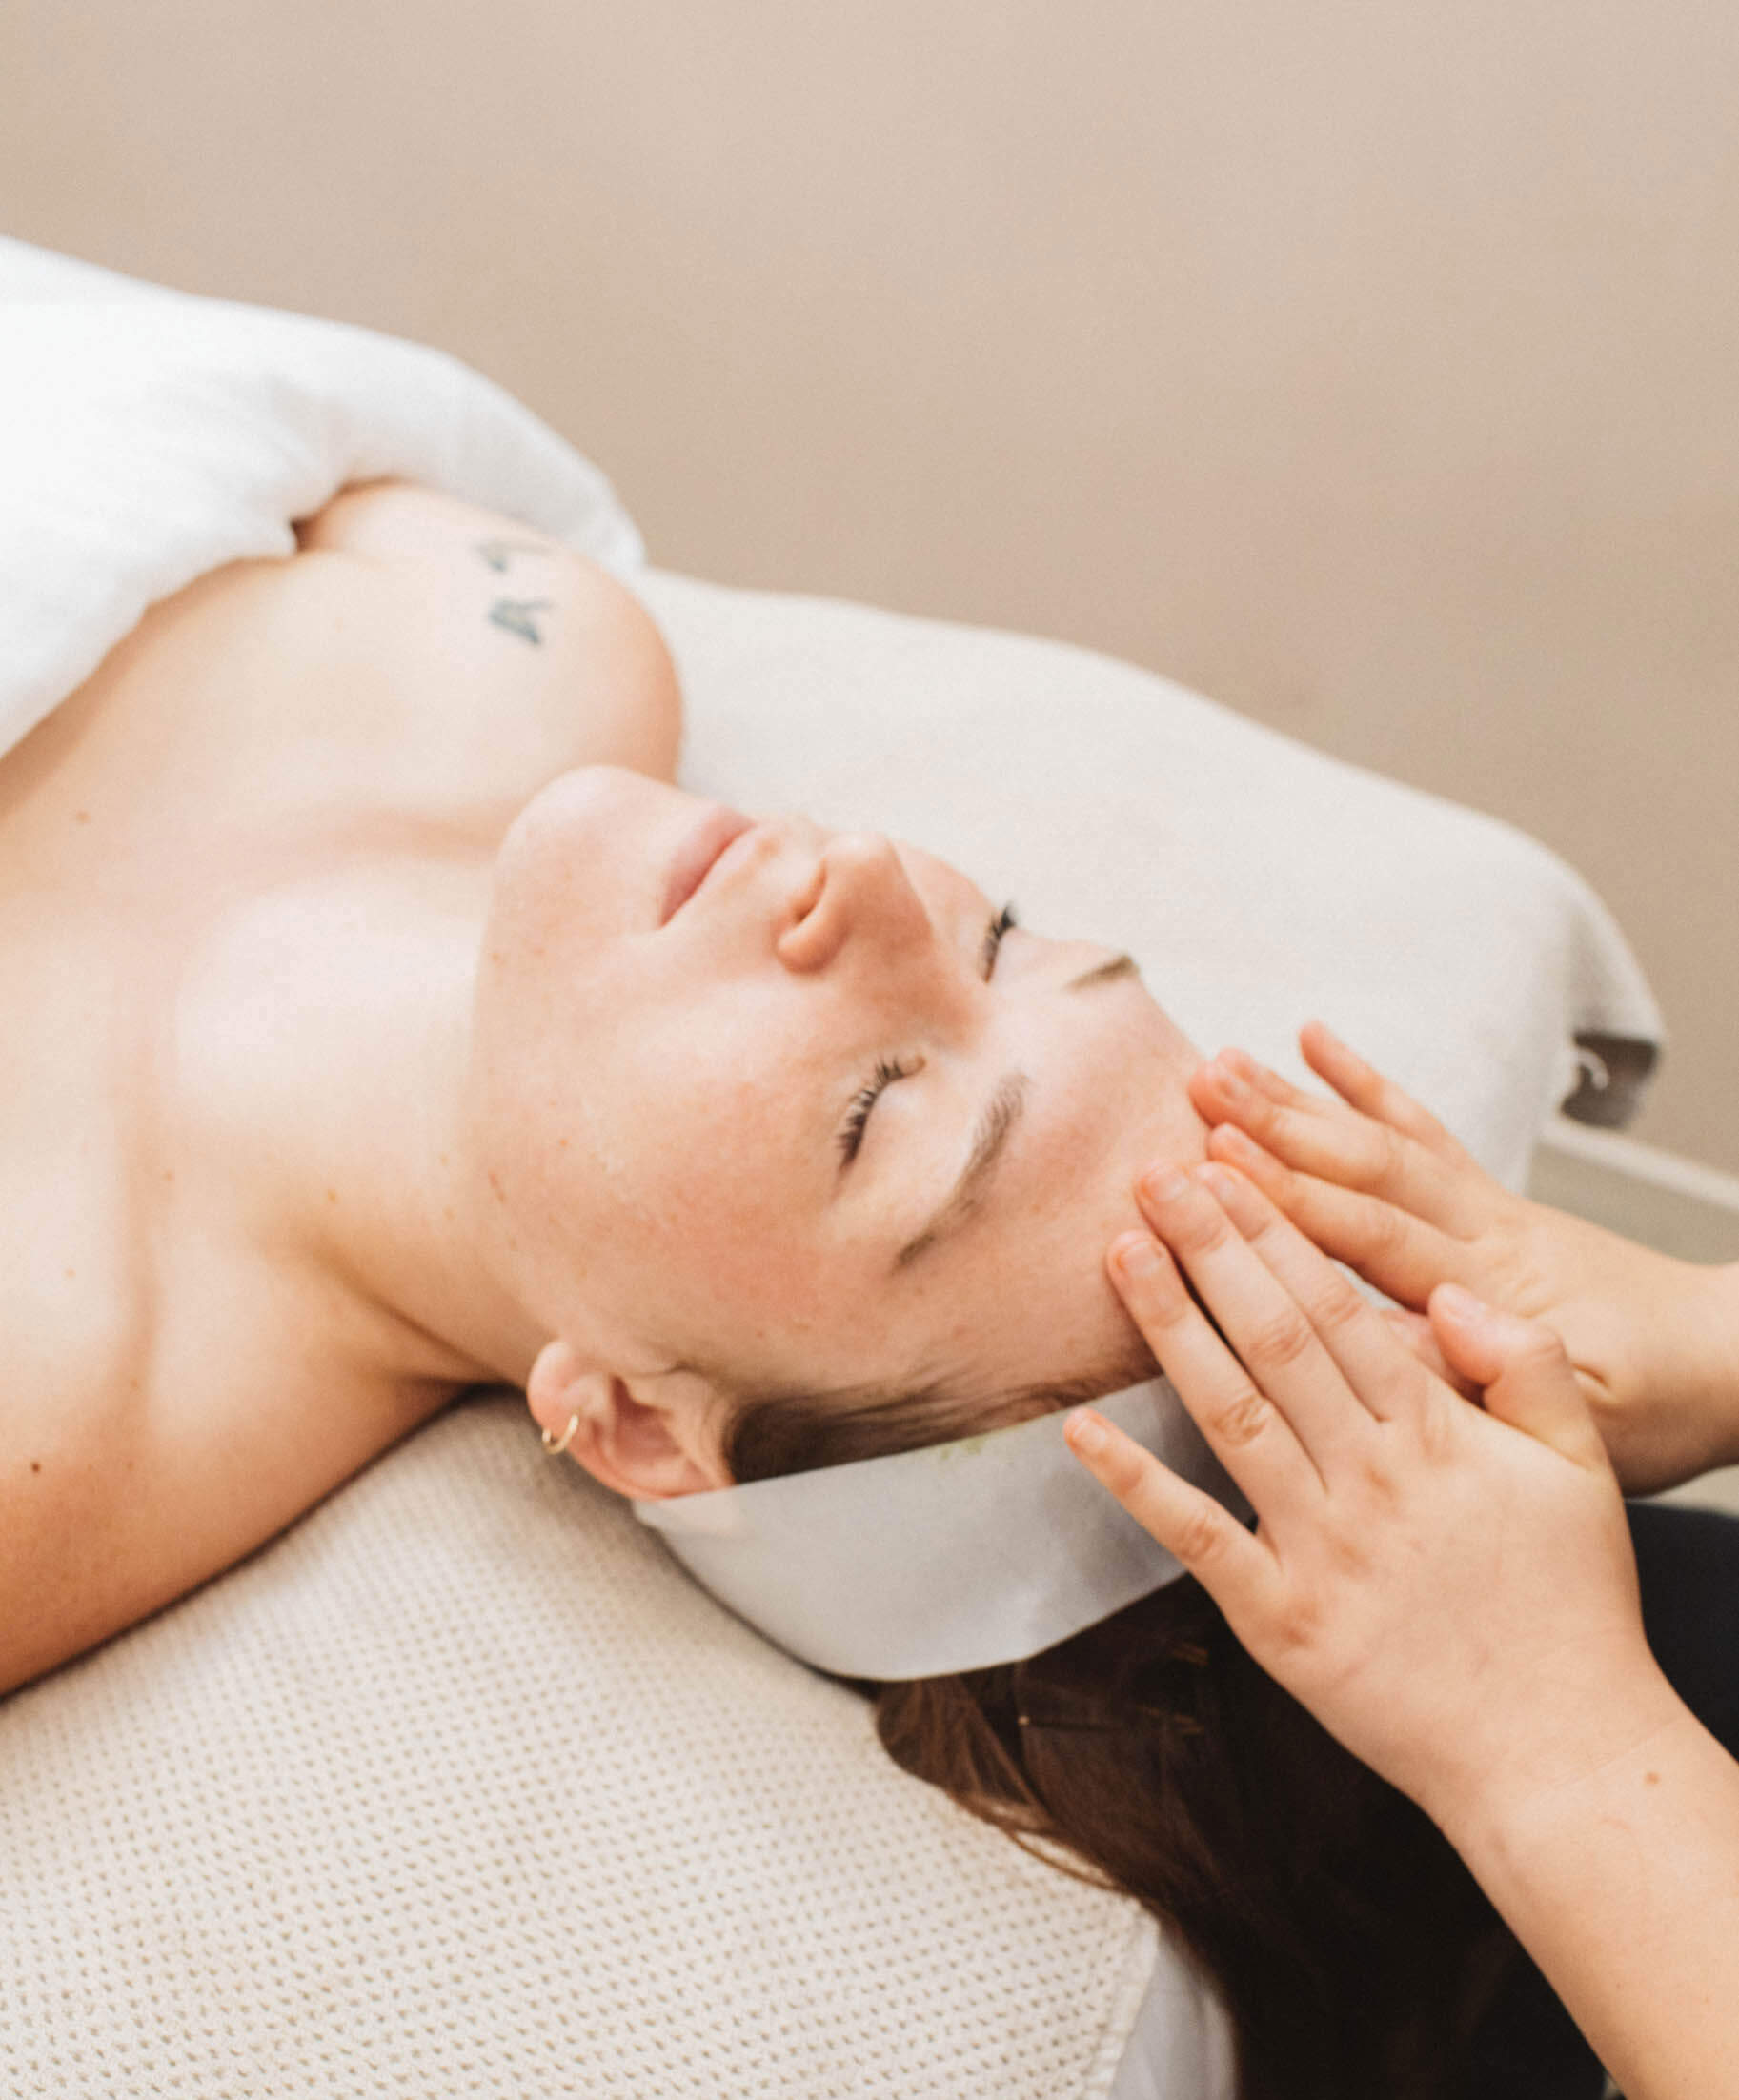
[7,476,1732,2099]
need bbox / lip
[659,805,757,925]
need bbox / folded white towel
[0,233,642,760]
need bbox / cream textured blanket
[0,1395,1194,2097]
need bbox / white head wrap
[631,1378,1249,1681]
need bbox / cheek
[620,1133,816,1330]
[991,1234,1133,1374]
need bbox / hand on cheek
[1066,1158,1667,1834]
[1184,1031,1484,1314]
[1189,1028,1739,1498]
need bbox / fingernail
[1435,1283,1485,1322]
[1115,1232,1163,1277]
[1141,1167,1190,1206]
[1211,1058,1250,1103]
[1212,1123,1264,1166]
[1065,1408,1108,1456]
[1197,1162,1242,1204]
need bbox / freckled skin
[0,482,1203,1686]
[468,766,1210,1493]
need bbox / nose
[776,832,933,974]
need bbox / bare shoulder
[0,481,683,1700]
[294,478,682,782]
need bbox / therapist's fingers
[1123,1167,1382,1471]
[1190,1043,1482,1235]
[1187,1162,1447,1424]
[1200,1125,1479,1315]
[1296,1021,1478,1163]
[1428,1285,1613,1473]
[1063,1405,1282,1619]
[1192,1159,1478,1403]
[1103,1217,1332,1512]
[1378,1304,1484,1403]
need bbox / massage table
[0,237,1660,2098]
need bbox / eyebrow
[889,952,1142,1274]
[1064,951,1140,993]
[893,1071,1029,1273]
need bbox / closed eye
[980,900,1017,976]
[835,901,1017,1167]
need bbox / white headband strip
[631,1378,1250,1681]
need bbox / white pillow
[642,566,1659,1191]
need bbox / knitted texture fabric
[0,1392,1162,2098]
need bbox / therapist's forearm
[1443,1682,1739,2100]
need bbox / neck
[246,857,550,1398]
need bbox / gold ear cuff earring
[540,1413,580,1457]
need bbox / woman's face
[468,766,1207,1434]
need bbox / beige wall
[6,1,1736,1165]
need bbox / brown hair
[720,1360,1525,2100]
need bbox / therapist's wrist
[1432,1673,1739,2100]
[1417,1649,1688,1858]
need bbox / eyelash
[836,902,1018,1166]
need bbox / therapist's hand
[1066,1161,1679,1838]
[1188,1023,1739,1496]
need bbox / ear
[525,1338,729,1500]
